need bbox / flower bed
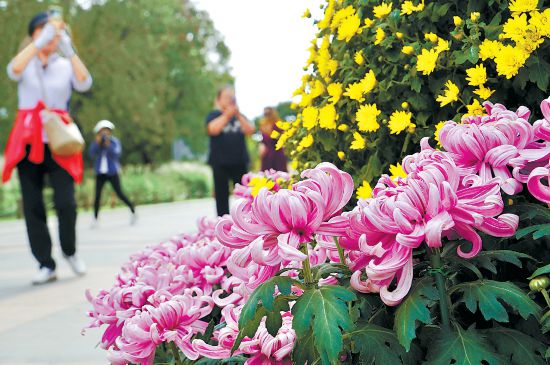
[86,98,550,364]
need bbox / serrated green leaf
[529,60,550,91]
[292,285,356,364]
[411,77,422,92]
[348,322,421,365]
[394,277,438,351]
[265,308,283,337]
[239,276,294,323]
[528,264,550,279]
[451,280,541,322]
[485,327,547,365]
[469,250,535,274]
[425,324,505,365]
[516,224,548,239]
[292,329,320,365]
[233,293,291,352]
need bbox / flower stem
[168,341,183,365]
[429,248,451,330]
[301,243,314,286]
[541,289,550,308]
[333,237,347,266]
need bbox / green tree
[0,0,232,164]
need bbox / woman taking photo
[206,86,255,216]
[2,11,92,285]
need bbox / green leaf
[292,285,356,364]
[232,276,295,352]
[411,77,422,92]
[469,250,535,274]
[425,325,505,365]
[529,60,550,91]
[239,276,294,323]
[516,224,549,239]
[394,277,438,351]
[451,280,541,322]
[348,322,421,365]
[468,46,479,64]
[528,264,550,279]
[484,327,547,365]
[364,153,382,181]
[292,329,320,365]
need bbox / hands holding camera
[33,20,75,58]
[96,131,110,148]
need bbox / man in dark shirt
[206,86,255,216]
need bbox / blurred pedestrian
[2,11,92,284]
[259,107,288,172]
[206,86,255,216]
[89,120,136,227]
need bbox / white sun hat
[93,120,115,134]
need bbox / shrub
[278,0,550,197]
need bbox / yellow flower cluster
[480,9,549,79]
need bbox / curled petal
[424,211,455,248]
[527,167,550,203]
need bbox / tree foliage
[0,0,232,163]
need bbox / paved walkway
[0,199,215,365]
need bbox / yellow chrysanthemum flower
[298,134,314,150]
[364,18,374,27]
[401,0,425,15]
[470,12,480,22]
[388,110,415,135]
[479,40,501,61]
[276,120,290,131]
[344,82,365,102]
[529,10,550,37]
[327,83,343,104]
[338,124,349,132]
[424,32,438,43]
[338,151,345,160]
[318,0,336,29]
[465,64,487,86]
[331,6,355,29]
[319,104,337,130]
[373,2,393,18]
[436,80,460,107]
[435,38,450,53]
[354,50,364,65]
[474,85,495,100]
[509,0,538,14]
[465,99,484,116]
[310,79,326,98]
[434,120,446,147]
[374,27,386,45]
[356,104,381,132]
[453,16,462,26]
[302,106,319,130]
[356,180,373,200]
[249,177,276,197]
[389,163,407,180]
[416,49,438,75]
[270,130,280,139]
[337,13,361,42]
[502,14,528,43]
[350,132,366,150]
[361,70,377,94]
[402,45,414,55]
[494,45,529,79]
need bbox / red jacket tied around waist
[2,101,83,184]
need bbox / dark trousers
[212,164,247,216]
[17,146,77,270]
[94,173,134,219]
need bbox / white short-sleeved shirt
[6,54,92,141]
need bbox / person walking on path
[2,11,92,284]
[259,107,288,172]
[206,86,255,216]
[89,120,136,226]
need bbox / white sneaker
[65,255,87,276]
[32,267,57,285]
